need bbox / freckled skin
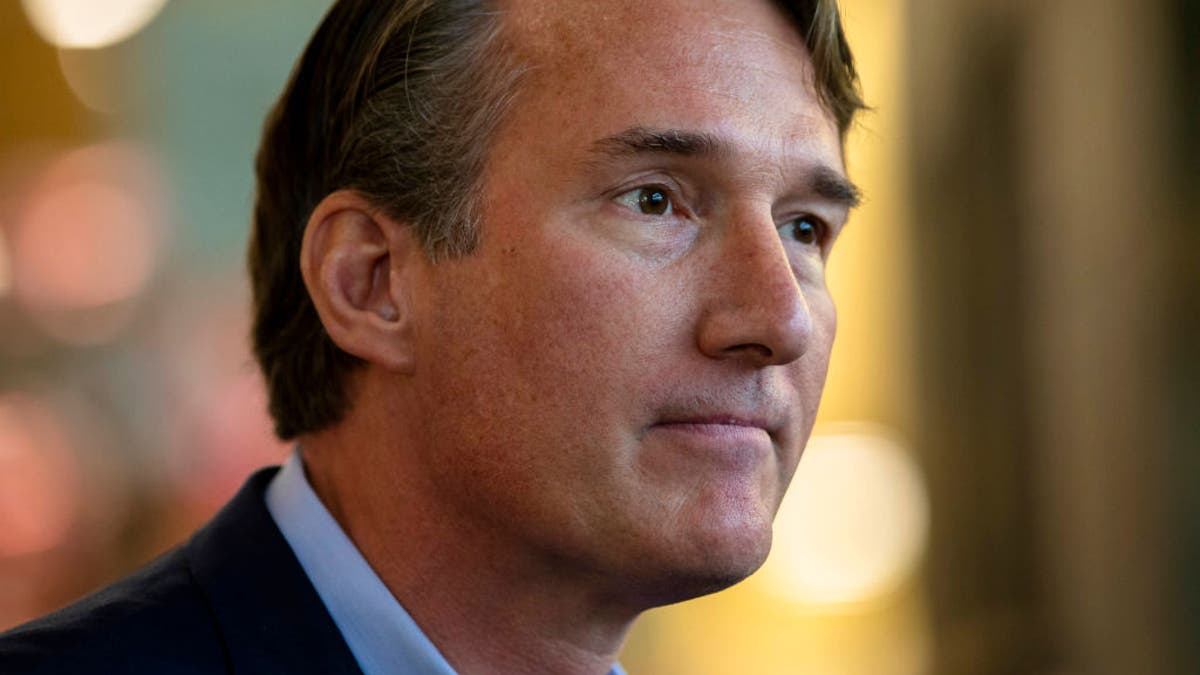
[303,0,850,671]
[404,0,845,605]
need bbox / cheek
[812,287,837,358]
[804,288,837,388]
[421,239,681,446]
[782,284,836,435]
[502,234,686,375]
[409,239,691,532]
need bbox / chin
[625,521,775,608]
[634,555,768,609]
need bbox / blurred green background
[0,1,1196,673]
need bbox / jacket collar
[186,467,363,675]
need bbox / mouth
[651,412,777,435]
[647,414,777,464]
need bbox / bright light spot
[763,425,929,605]
[21,0,168,49]
[0,394,80,557]
[10,142,165,343]
[0,227,11,297]
[19,181,152,307]
[179,372,288,516]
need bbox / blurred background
[0,1,1195,673]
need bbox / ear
[300,190,419,373]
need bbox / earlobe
[300,190,418,373]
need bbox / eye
[614,186,674,216]
[779,215,824,246]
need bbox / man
[0,0,864,672]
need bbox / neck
[300,422,637,675]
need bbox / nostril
[725,343,774,361]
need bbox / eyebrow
[810,164,862,209]
[590,126,862,209]
[592,127,724,158]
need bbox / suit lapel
[186,468,364,675]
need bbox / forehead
[495,0,839,172]
[508,0,800,51]
[506,0,811,97]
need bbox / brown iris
[637,187,670,215]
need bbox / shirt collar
[266,452,458,675]
[265,452,627,675]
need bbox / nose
[696,215,813,367]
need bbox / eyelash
[612,184,827,248]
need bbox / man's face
[405,0,853,604]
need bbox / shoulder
[0,543,226,675]
[0,466,360,675]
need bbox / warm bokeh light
[0,225,11,297]
[153,290,289,522]
[9,142,165,343]
[20,0,168,49]
[0,394,81,558]
[762,426,929,605]
[178,371,288,517]
[18,181,151,306]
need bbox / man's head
[251,0,863,606]
[250,0,862,440]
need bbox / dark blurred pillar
[908,0,1048,671]
[1168,0,1200,670]
[908,0,1188,673]
[1018,2,1178,674]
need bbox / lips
[645,387,792,445]
[652,411,779,436]
[659,414,766,427]
[652,418,770,440]
[646,416,775,474]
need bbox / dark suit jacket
[0,468,364,674]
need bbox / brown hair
[781,0,867,134]
[249,0,864,440]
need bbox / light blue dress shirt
[265,452,626,675]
